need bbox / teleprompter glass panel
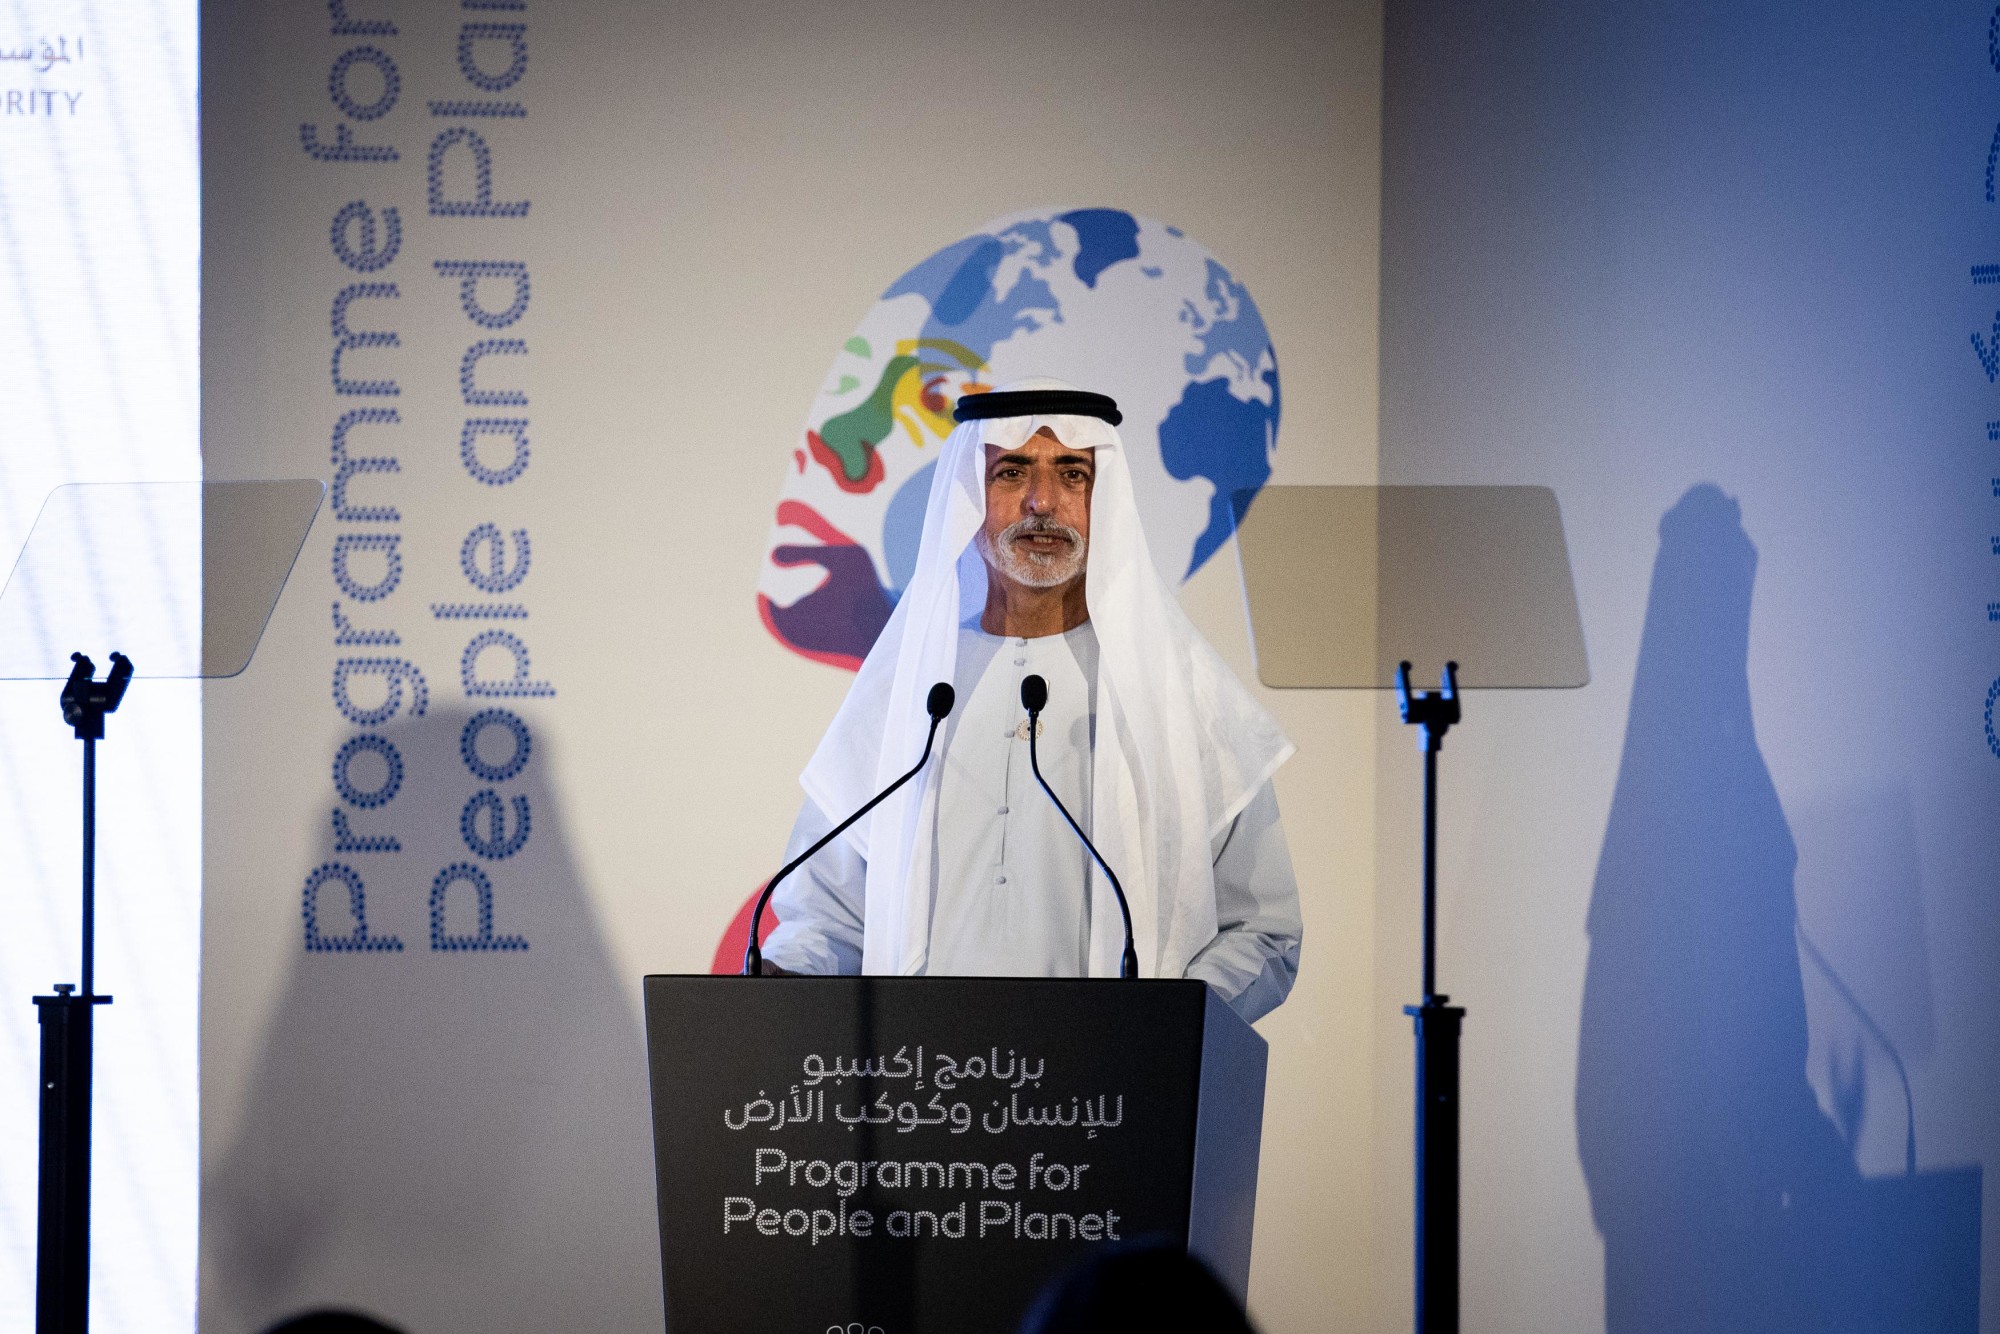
[1230,485,1587,690]
[0,480,323,679]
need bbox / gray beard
[976,517,1087,589]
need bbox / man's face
[976,428,1094,590]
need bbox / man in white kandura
[762,378,1302,1022]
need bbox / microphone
[744,682,955,976]
[1020,674,1139,980]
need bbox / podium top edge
[641,974,1207,988]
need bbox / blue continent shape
[1158,367,1280,577]
[883,227,1061,365]
[1058,209,1141,288]
[1184,259,1272,378]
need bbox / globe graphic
[757,206,1281,671]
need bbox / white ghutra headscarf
[800,379,1295,980]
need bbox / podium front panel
[643,976,1210,1333]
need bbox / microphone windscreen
[926,682,956,719]
[1020,674,1048,713]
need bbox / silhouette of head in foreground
[260,1310,405,1334]
[1020,1244,1255,1333]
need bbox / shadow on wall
[1575,485,1980,1334]
[204,706,663,1333]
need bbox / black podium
[643,976,1267,1332]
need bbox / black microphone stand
[1021,675,1138,980]
[743,684,954,976]
[36,651,130,1334]
[1397,659,1462,1334]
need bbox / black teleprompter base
[35,988,108,1334]
[1406,998,1463,1334]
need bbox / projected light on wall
[0,2,201,1329]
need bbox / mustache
[999,517,1082,548]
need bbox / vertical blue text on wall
[306,0,548,954]
[1980,6,2000,758]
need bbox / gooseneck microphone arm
[743,682,955,977]
[1021,674,1139,980]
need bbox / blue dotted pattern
[331,407,401,521]
[1988,421,1999,441]
[332,733,404,808]
[332,282,401,396]
[460,419,529,486]
[1976,264,2000,285]
[429,99,525,118]
[334,601,401,646]
[329,45,399,121]
[460,789,531,858]
[330,0,397,36]
[1974,313,2000,382]
[332,657,429,726]
[461,338,528,405]
[459,21,527,90]
[461,708,531,781]
[303,863,404,952]
[461,629,555,697]
[332,532,401,601]
[332,808,402,853]
[332,200,402,273]
[433,259,529,327]
[430,863,529,951]
[460,522,530,591]
[310,5,553,962]
[431,602,527,619]
[1988,677,2000,759]
[300,121,398,163]
[427,127,530,218]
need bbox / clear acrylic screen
[0,480,322,679]
[1231,485,1588,689]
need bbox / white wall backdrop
[0,1,200,1329]
[1380,3,1994,1331]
